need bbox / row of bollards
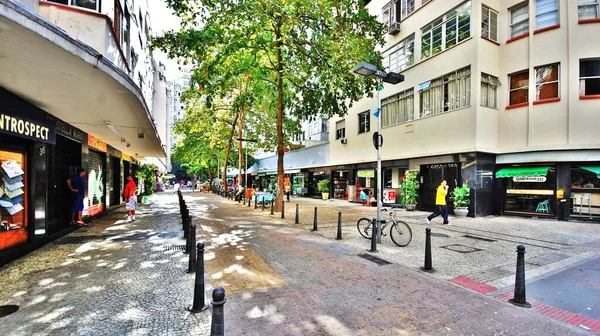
[177,192,226,335]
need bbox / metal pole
[336,212,342,240]
[295,204,299,224]
[376,78,383,244]
[245,144,248,189]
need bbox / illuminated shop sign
[0,113,55,144]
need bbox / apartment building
[0,0,166,263]
[326,0,600,220]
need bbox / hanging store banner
[357,170,375,178]
[88,134,107,152]
[0,112,55,144]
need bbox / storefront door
[108,157,121,207]
[420,163,461,211]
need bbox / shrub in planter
[451,182,471,216]
[317,179,330,200]
[400,171,419,210]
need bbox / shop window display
[0,150,28,250]
[571,166,600,217]
[504,168,556,215]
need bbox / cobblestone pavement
[0,192,210,336]
[192,193,590,335]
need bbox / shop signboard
[88,134,108,152]
[512,176,547,183]
[56,120,85,142]
[383,189,397,203]
[0,111,55,144]
[357,170,375,178]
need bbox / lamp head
[382,72,405,85]
[353,62,378,77]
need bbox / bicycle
[356,208,412,247]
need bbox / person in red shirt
[123,175,137,222]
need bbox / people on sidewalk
[360,189,368,206]
[67,168,86,226]
[427,180,449,224]
[285,183,291,201]
[123,175,137,222]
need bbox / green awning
[580,166,600,178]
[495,166,551,178]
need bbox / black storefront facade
[0,88,135,265]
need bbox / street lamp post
[353,62,404,252]
[236,138,258,188]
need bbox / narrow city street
[3,190,597,335]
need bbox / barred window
[382,35,415,73]
[482,5,498,42]
[579,0,600,20]
[420,67,471,117]
[481,73,500,109]
[535,63,559,100]
[421,1,471,60]
[358,111,371,134]
[510,4,529,38]
[382,89,415,127]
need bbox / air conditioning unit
[388,22,401,35]
[341,138,348,144]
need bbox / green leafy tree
[154,0,384,210]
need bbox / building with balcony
[327,0,600,220]
[0,0,166,264]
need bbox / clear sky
[149,0,182,79]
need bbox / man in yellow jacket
[426,180,449,225]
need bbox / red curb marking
[449,276,498,294]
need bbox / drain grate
[164,245,186,251]
[463,234,497,242]
[358,254,393,266]
[430,233,450,238]
[0,305,19,318]
[440,244,483,254]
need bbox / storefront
[355,169,375,202]
[332,170,348,200]
[305,168,331,197]
[495,166,557,217]
[0,87,57,257]
[570,165,600,219]
[419,163,461,212]
[86,135,107,217]
[107,146,122,207]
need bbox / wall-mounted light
[138,131,145,139]
[105,121,119,134]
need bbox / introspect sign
[513,176,547,183]
[0,113,55,144]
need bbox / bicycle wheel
[390,220,412,247]
[357,218,373,239]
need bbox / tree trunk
[274,23,284,212]
[222,113,239,186]
[238,107,244,188]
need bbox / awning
[284,169,300,174]
[495,166,551,178]
[580,166,600,178]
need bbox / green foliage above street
[136,164,157,196]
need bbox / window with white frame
[382,35,415,73]
[579,0,600,20]
[382,1,398,27]
[509,70,529,105]
[510,4,529,38]
[535,63,560,100]
[358,112,370,134]
[48,0,100,11]
[335,120,346,140]
[482,5,498,42]
[481,73,500,108]
[401,0,416,19]
[420,67,471,117]
[421,1,471,60]
[580,59,600,96]
[382,89,415,127]
[536,0,559,29]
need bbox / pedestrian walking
[67,168,86,226]
[285,183,292,201]
[427,180,449,225]
[123,175,137,222]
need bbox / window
[536,0,559,29]
[578,0,599,20]
[580,59,600,96]
[335,120,346,140]
[482,5,498,41]
[510,4,529,38]
[481,73,500,108]
[382,1,398,27]
[0,151,28,250]
[114,1,125,46]
[382,35,414,73]
[535,63,559,100]
[420,67,471,117]
[421,1,471,60]
[48,0,100,11]
[401,0,415,19]
[382,89,414,127]
[509,70,529,105]
[358,112,370,134]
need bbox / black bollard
[295,204,299,224]
[421,227,434,273]
[270,199,274,215]
[187,225,197,273]
[210,287,226,336]
[183,212,190,239]
[509,245,531,308]
[184,217,192,254]
[336,212,342,240]
[281,201,285,219]
[188,242,209,313]
[243,196,246,205]
[312,207,318,231]
[248,196,251,207]
[254,196,258,209]
[370,218,377,252]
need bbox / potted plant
[400,171,419,211]
[135,164,157,204]
[451,182,471,217]
[317,179,330,200]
